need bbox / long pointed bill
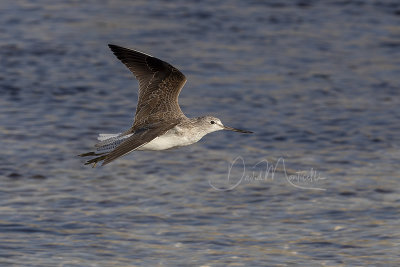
[223,125,253,134]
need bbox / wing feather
[108,44,187,130]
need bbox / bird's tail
[78,132,133,167]
[95,132,133,152]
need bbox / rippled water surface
[1,0,400,266]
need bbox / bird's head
[197,116,253,135]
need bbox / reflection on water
[0,0,399,265]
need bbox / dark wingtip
[78,151,96,157]
[108,44,120,52]
[108,44,129,54]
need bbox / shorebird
[79,44,252,167]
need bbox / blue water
[1,0,399,265]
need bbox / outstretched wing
[102,121,179,166]
[108,44,187,130]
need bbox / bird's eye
[210,121,215,124]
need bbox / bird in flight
[79,44,252,167]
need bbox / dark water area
[1,0,399,266]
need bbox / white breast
[137,126,202,151]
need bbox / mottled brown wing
[108,44,187,130]
[101,121,179,166]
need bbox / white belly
[137,127,200,151]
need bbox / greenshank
[79,44,252,167]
